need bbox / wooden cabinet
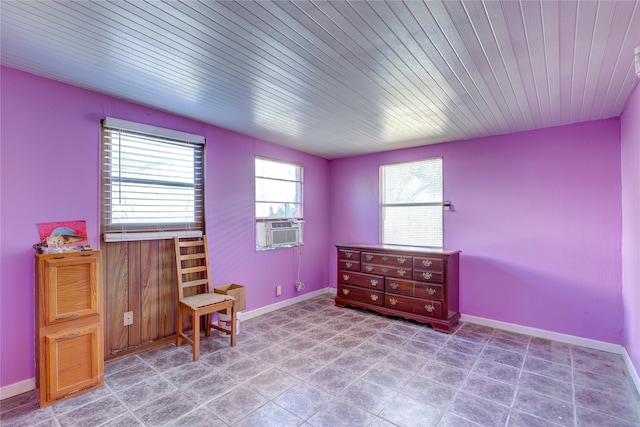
[335,245,460,332]
[35,251,104,407]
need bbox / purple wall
[621,82,640,376]
[330,120,623,344]
[0,67,330,388]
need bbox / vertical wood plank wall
[102,240,178,358]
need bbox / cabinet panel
[338,284,384,306]
[385,278,444,301]
[362,252,411,267]
[339,271,384,290]
[338,249,360,262]
[413,269,444,284]
[339,260,360,271]
[43,255,99,324]
[362,264,411,279]
[45,324,102,400]
[413,257,444,272]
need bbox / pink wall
[621,82,640,376]
[0,67,330,388]
[330,120,623,343]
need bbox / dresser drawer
[339,260,360,271]
[415,283,444,301]
[362,252,411,267]
[413,257,444,272]
[339,249,360,262]
[413,269,444,284]
[386,278,444,301]
[385,278,414,296]
[385,295,443,318]
[362,264,411,279]
[338,284,384,306]
[339,271,384,290]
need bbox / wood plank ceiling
[1,1,639,159]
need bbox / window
[101,117,205,241]
[380,158,443,247]
[255,157,303,219]
[255,156,303,249]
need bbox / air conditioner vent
[256,220,303,249]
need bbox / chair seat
[181,293,235,310]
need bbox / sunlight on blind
[381,158,443,247]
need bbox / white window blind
[101,118,205,239]
[380,158,443,247]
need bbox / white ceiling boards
[1,1,638,159]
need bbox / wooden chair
[174,236,236,361]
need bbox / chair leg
[230,305,237,347]
[176,308,182,348]
[192,313,200,361]
[204,313,211,337]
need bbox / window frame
[379,157,444,248]
[100,117,205,241]
[254,156,303,221]
[255,156,304,250]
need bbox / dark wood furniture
[35,251,104,407]
[335,244,460,332]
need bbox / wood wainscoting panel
[103,240,180,358]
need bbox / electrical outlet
[124,311,133,326]
[276,285,282,296]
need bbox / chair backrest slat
[174,236,212,300]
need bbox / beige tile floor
[2,293,640,426]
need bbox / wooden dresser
[335,244,460,332]
[35,251,104,407]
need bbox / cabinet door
[45,324,102,400]
[43,254,100,324]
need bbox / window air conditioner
[257,220,303,248]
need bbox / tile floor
[2,293,640,427]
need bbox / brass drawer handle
[425,304,435,313]
[342,288,350,295]
[382,268,389,273]
[366,255,373,261]
[370,294,379,302]
[390,282,399,290]
[389,298,397,306]
[57,313,79,320]
[382,256,388,261]
[365,266,374,272]
[370,279,378,287]
[397,257,406,264]
[422,272,432,280]
[397,269,406,276]
[422,260,432,267]
[427,288,436,296]
[58,331,79,340]
[54,256,65,259]
[342,274,350,281]
[345,262,352,268]
[345,252,353,258]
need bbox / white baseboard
[622,347,640,395]
[461,314,640,395]
[0,378,35,401]
[240,287,335,321]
